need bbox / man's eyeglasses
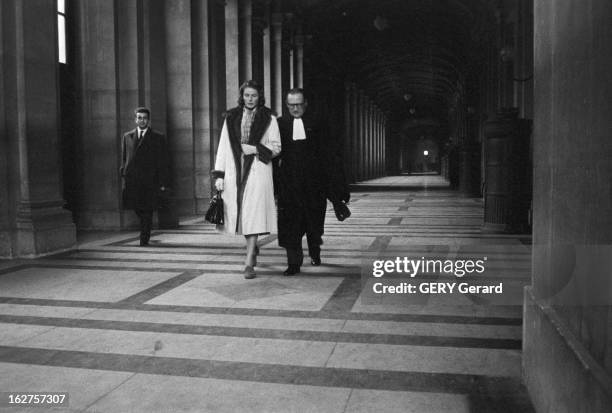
[286,103,305,108]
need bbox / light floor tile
[346,389,470,413]
[0,323,56,346]
[326,342,521,377]
[351,300,523,318]
[85,373,350,413]
[147,273,343,312]
[18,327,335,367]
[342,320,521,339]
[0,268,179,302]
[0,362,133,411]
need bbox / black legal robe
[275,114,349,250]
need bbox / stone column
[343,81,353,184]
[289,47,294,88]
[1,0,75,257]
[208,0,226,152]
[371,100,376,179]
[514,0,533,119]
[382,117,387,175]
[164,0,195,220]
[262,2,272,107]
[376,109,381,177]
[225,0,239,108]
[74,0,124,229]
[295,31,304,88]
[367,100,374,179]
[379,109,383,176]
[355,89,364,182]
[358,91,366,181]
[270,11,283,115]
[350,84,359,183]
[361,92,368,181]
[141,0,167,133]
[482,108,530,233]
[362,97,369,180]
[372,104,377,178]
[525,2,612,412]
[378,110,385,176]
[239,0,252,81]
[193,0,213,213]
[0,0,9,255]
[458,111,482,198]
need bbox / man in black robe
[275,88,350,275]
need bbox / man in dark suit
[120,107,169,246]
[275,89,350,275]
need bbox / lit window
[424,150,429,156]
[57,0,66,63]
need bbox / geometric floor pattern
[0,176,535,412]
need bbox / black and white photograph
[0,0,610,412]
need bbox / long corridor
[0,178,534,412]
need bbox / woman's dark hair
[237,80,266,107]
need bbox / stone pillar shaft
[225,0,239,108]
[271,12,283,115]
[350,84,359,183]
[295,34,304,88]
[343,81,353,184]
[165,0,194,220]
[262,3,271,107]
[193,0,213,213]
[239,0,252,81]
[358,91,366,181]
[1,0,75,257]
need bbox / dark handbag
[333,201,351,221]
[205,191,224,225]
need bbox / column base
[13,222,76,258]
[4,202,77,258]
[523,287,612,413]
[0,230,14,257]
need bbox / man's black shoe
[283,265,300,276]
[310,257,321,266]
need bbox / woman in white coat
[212,80,281,279]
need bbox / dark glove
[333,201,351,221]
[256,144,273,164]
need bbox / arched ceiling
[289,0,497,121]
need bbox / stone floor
[0,176,534,412]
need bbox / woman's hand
[241,144,258,155]
[215,178,224,191]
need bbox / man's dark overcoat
[120,128,169,211]
[275,114,349,250]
